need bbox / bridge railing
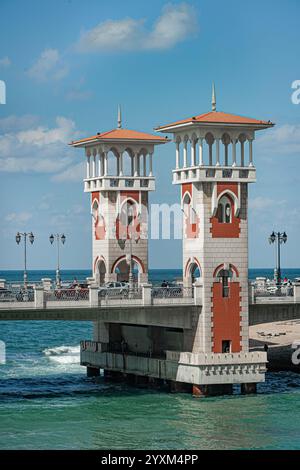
[0,285,35,303]
[45,288,89,302]
[98,286,142,301]
[249,281,297,304]
[0,282,199,309]
[151,286,193,299]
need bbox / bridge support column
[241,383,257,394]
[192,384,233,397]
[169,381,192,393]
[87,366,100,377]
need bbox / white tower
[156,88,274,356]
[71,109,168,286]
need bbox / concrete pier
[87,366,100,377]
[241,383,257,394]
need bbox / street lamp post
[50,233,66,288]
[15,232,35,289]
[268,231,287,286]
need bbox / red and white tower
[71,108,168,286]
[157,86,274,356]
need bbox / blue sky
[0,0,300,270]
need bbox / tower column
[215,138,220,166]
[232,139,237,167]
[116,153,120,176]
[249,139,253,167]
[92,152,96,177]
[131,156,134,176]
[183,140,187,167]
[176,142,180,169]
[149,153,153,176]
[86,154,91,178]
[143,154,147,176]
[104,152,108,176]
[198,138,204,166]
[191,140,196,167]
[241,140,245,167]
[101,153,105,176]
[119,151,123,176]
[134,153,138,176]
[98,152,102,176]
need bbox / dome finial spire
[212,82,217,112]
[117,104,122,129]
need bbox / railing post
[34,286,45,309]
[249,282,255,304]
[41,278,52,291]
[294,283,300,303]
[89,284,99,307]
[142,283,152,306]
[193,282,203,306]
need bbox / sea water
[0,269,300,450]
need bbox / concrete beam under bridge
[0,304,194,329]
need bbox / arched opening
[184,258,202,287]
[92,199,98,219]
[217,195,232,224]
[112,256,143,285]
[205,132,215,166]
[107,149,118,176]
[123,149,134,177]
[214,264,238,298]
[182,192,198,239]
[189,262,201,284]
[183,192,192,219]
[139,148,147,177]
[218,268,233,298]
[98,259,106,286]
[117,199,140,240]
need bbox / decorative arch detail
[111,255,145,274]
[213,263,239,279]
[184,257,202,278]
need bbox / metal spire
[212,83,216,112]
[117,104,122,129]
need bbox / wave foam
[43,345,80,364]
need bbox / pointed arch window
[218,268,233,298]
[218,195,232,224]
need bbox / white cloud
[52,161,85,182]
[66,89,92,101]
[0,115,39,133]
[48,204,87,230]
[257,124,300,155]
[0,115,80,175]
[0,57,11,68]
[145,3,198,50]
[249,197,275,211]
[5,212,33,224]
[27,48,68,81]
[77,3,197,53]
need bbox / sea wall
[249,303,300,326]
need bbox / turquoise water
[1,269,300,450]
